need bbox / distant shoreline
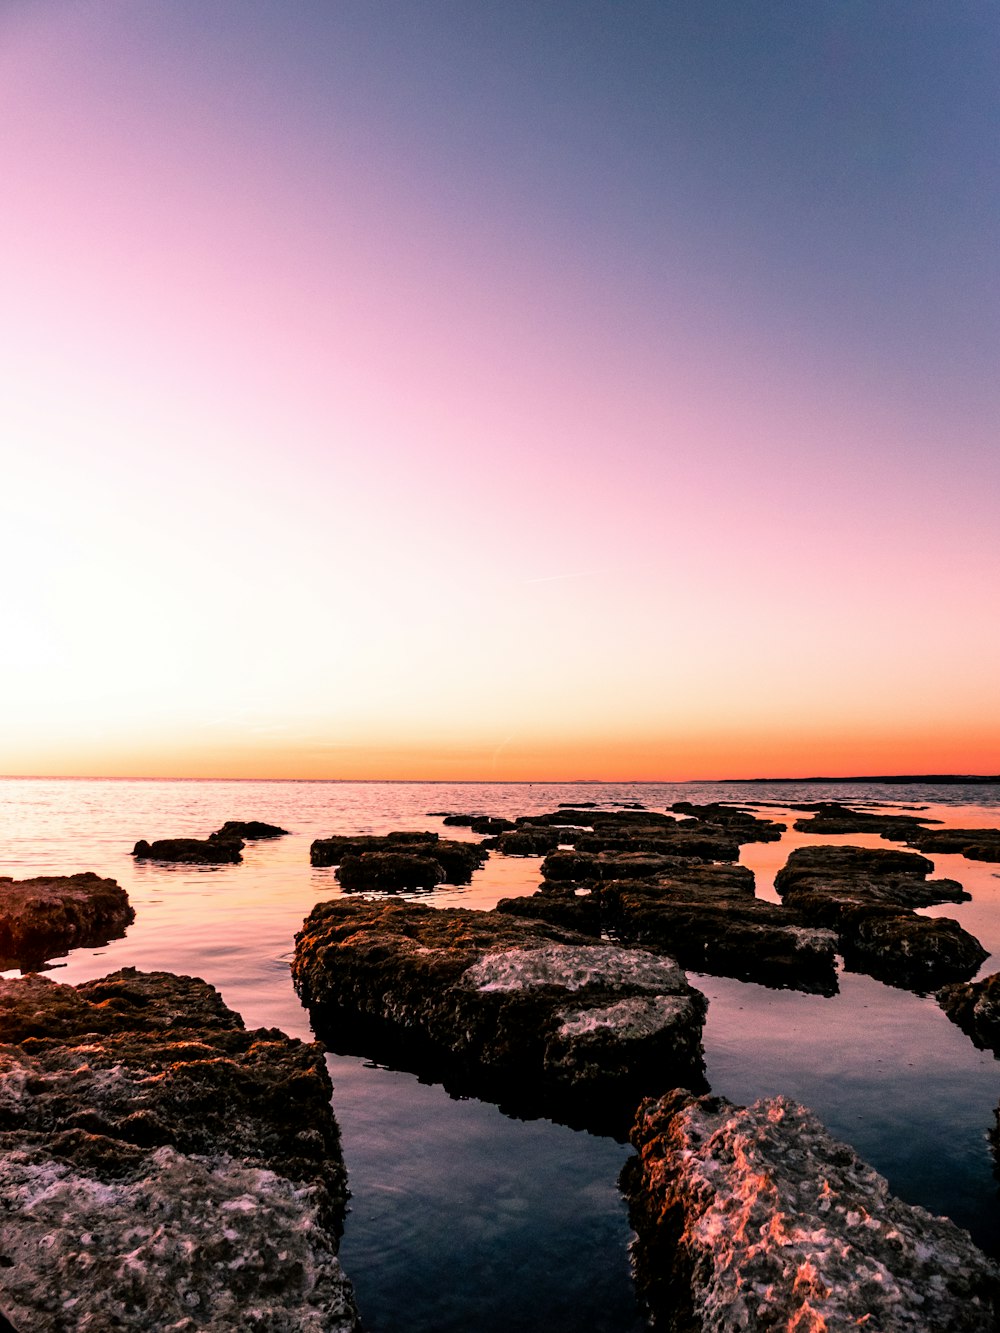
[0,773,998,786]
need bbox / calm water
[1,777,999,1330]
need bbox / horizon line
[0,772,998,785]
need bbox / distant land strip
[719,775,1000,785]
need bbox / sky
[1,0,997,781]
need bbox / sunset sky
[1,1,997,781]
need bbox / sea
[1,776,999,1332]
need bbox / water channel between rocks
[1,777,998,1331]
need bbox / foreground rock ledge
[0,968,357,1332]
[0,873,134,971]
[293,900,707,1133]
[623,1090,999,1332]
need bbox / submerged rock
[209,819,289,840]
[791,803,1000,863]
[0,873,134,971]
[774,845,986,990]
[293,900,707,1134]
[939,971,1000,1054]
[623,1089,1000,1332]
[499,863,838,994]
[0,967,357,1331]
[310,832,488,888]
[132,836,244,864]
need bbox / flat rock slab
[292,900,707,1134]
[500,864,837,994]
[792,804,1000,863]
[132,836,244,864]
[210,819,289,839]
[939,971,1000,1054]
[669,801,786,841]
[0,967,357,1332]
[774,845,986,990]
[0,873,134,971]
[310,832,488,888]
[623,1090,1000,1332]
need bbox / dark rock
[209,819,288,840]
[292,900,707,1134]
[337,851,446,892]
[441,814,475,826]
[0,873,134,971]
[791,801,935,838]
[500,864,838,995]
[903,826,1000,864]
[0,968,357,1331]
[494,827,566,855]
[558,801,598,808]
[310,833,488,885]
[468,815,516,835]
[132,837,244,864]
[670,801,786,841]
[623,1089,999,1332]
[775,845,986,990]
[517,809,676,828]
[939,971,1000,1054]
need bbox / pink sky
[1,2,997,780]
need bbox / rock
[132,837,244,864]
[0,873,134,971]
[0,968,357,1331]
[337,851,446,892]
[292,900,707,1134]
[791,801,936,838]
[494,827,566,855]
[670,801,786,841]
[774,845,986,990]
[939,971,1000,1054]
[499,864,838,995]
[209,819,288,840]
[903,826,1000,864]
[623,1089,999,1332]
[310,833,488,885]
[440,813,514,834]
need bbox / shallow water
[1,776,999,1328]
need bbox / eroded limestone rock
[499,863,837,994]
[0,873,134,971]
[623,1090,1000,1332]
[774,845,985,990]
[292,900,707,1133]
[209,819,289,840]
[132,837,244,864]
[0,968,357,1332]
[939,970,1000,1054]
[309,832,488,887]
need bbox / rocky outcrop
[791,803,1000,863]
[670,801,786,842]
[441,814,515,834]
[0,873,134,970]
[209,819,289,840]
[494,826,566,855]
[775,845,986,990]
[132,837,244,864]
[0,968,357,1331]
[938,971,1000,1054]
[903,826,1000,863]
[310,832,488,888]
[623,1089,1000,1332]
[293,900,707,1134]
[499,863,838,994]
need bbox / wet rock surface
[623,1089,1000,1332]
[774,845,986,990]
[209,819,289,840]
[310,832,488,888]
[0,967,356,1331]
[939,971,1000,1054]
[0,873,134,971]
[132,836,244,864]
[791,802,1000,863]
[499,862,838,994]
[292,899,707,1133]
[669,801,786,841]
